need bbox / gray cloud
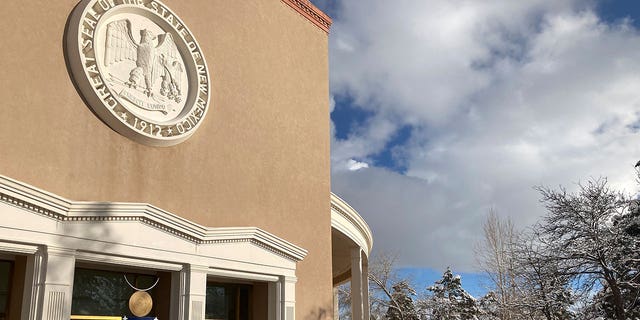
[325,0,640,271]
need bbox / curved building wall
[0,0,331,318]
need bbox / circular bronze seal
[129,290,153,317]
[66,0,211,146]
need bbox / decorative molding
[0,193,65,221]
[0,175,307,262]
[45,291,65,320]
[46,246,77,258]
[252,239,298,261]
[208,268,280,282]
[281,0,332,33]
[0,241,39,255]
[330,193,374,255]
[75,251,183,272]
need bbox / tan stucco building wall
[0,0,332,318]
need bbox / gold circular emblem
[129,290,153,317]
[65,0,211,146]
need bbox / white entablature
[0,174,305,320]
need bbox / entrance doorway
[205,281,269,320]
[0,260,12,320]
[0,256,27,320]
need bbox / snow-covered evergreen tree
[421,268,479,320]
[476,291,500,320]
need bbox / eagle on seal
[104,19,184,102]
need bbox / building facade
[0,0,371,320]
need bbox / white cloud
[347,159,370,171]
[327,0,640,271]
[331,111,399,171]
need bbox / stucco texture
[0,0,332,318]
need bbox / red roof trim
[282,0,332,33]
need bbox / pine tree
[422,268,479,320]
[476,291,501,320]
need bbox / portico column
[350,248,363,320]
[333,287,340,320]
[40,246,76,320]
[183,264,208,320]
[362,255,370,320]
[281,276,297,320]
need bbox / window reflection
[71,268,158,316]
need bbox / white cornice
[0,175,307,262]
[330,192,373,255]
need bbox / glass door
[205,283,252,320]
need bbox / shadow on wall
[60,202,173,319]
[60,202,117,254]
[305,305,331,320]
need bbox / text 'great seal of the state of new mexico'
[66,0,211,146]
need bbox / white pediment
[0,175,306,278]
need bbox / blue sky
[598,0,640,27]
[312,0,640,297]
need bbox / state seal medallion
[66,0,211,146]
